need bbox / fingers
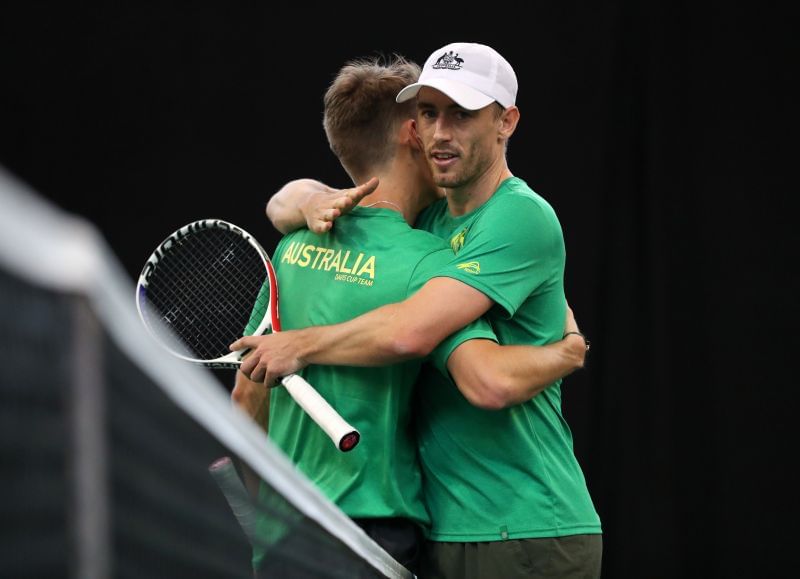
[264,368,282,389]
[230,335,284,388]
[229,335,256,353]
[310,217,335,234]
[232,336,260,378]
[237,363,280,389]
[349,177,379,202]
[238,354,272,385]
[308,200,343,233]
[305,178,379,234]
[332,178,378,213]
[239,350,258,378]
[310,205,339,233]
[333,178,379,211]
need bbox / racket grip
[281,374,361,452]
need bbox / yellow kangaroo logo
[450,227,468,254]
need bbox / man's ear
[499,106,520,139]
[400,119,424,151]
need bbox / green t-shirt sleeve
[426,319,498,377]
[407,247,499,375]
[438,195,565,318]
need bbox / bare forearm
[291,302,433,366]
[231,371,269,426]
[234,277,493,383]
[230,371,269,497]
[448,337,586,410]
[294,278,491,367]
[266,179,328,234]
[266,177,378,234]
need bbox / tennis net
[0,166,414,579]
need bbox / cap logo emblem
[432,51,464,70]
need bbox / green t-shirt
[414,177,602,541]
[250,206,496,567]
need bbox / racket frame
[135,219,360,452]
[136,219,274,367]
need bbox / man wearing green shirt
[232,53,588,578]
[239,42,602,579]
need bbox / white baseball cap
[396,42,518,110]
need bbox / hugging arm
[231,277,588,411]
[445,307,588,410]
[231,277,493,385]
[266,178,378,234]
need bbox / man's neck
[358,173,433,226]
[445,163,513,217]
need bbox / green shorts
[421,534,602,579]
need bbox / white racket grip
[280,374,361,452]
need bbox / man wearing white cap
[398,42,601,579]
[239,42,602,578]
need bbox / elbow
[265,196,278,222]
[460,372,517,411]
[230,380,251,409]
[387,327,438,360]
[265,205,290,235]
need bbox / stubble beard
[430,159,466,190]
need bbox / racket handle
[281,374,361,452]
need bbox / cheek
[416,123,435,143]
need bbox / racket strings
[142,228,270,360]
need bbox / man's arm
[266,178,378,234]
[445,307,588,409]
[232,276,493,385]
[230,370,269,498]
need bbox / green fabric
[251,206,496,569]
[414,177,602,541]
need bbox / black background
[2,2,796,577]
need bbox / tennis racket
[135,218,360,452]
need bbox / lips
[431,150,458,169]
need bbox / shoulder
[354,211,450,255]
[495,178,557,215]
[478,179,559,231]
[416,198,449,227]
[402,228,451,256]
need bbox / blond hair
[323,55,421,178]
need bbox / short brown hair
[323,55,420,178]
